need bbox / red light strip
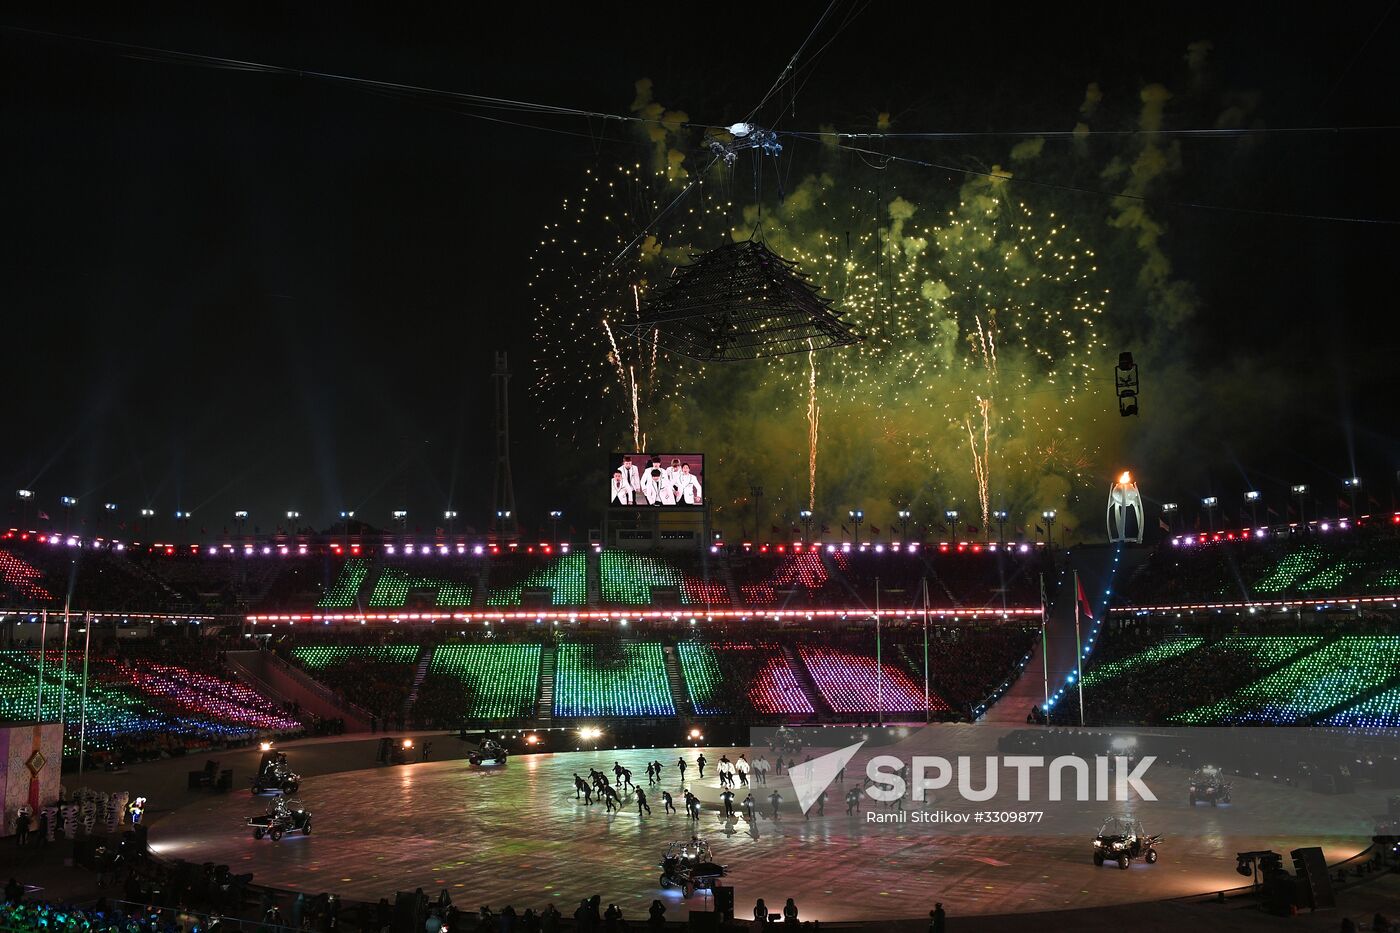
[1111,594,1400,613]
[244,607,1042,624]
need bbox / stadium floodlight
[944,510,959,521]
[1162,502,1178,512]
[549,510,563,520]
[1201,496,1218,508]
[339,510,355,519]
[392,510,408,520]
[496,510,512,519]
[443,510,458,520]
[286,511,301,520]
[848,509,864,519]
[1343,477,1361,488]
[234,510,249,520]
[174,510,191,520]
[140,508,155,517]
[1041,509,1057,548]
[16,489,34,500]
[103,502,118,512]
[992,509,1009,521]
[1291,484,1309,495]
[60,496,78,507]
[898,509,911,519]
[799,510,813,519]
[1244,491,1261,502]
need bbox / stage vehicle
[1188,765,1232,807]
[468,738,508,767]
[247,799,312,840]
[658,837,727,898]
[1092,817,1159,869]
[251,754,301,796]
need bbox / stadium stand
[1176,635,1400,724]
[485,552,587,606]
[1119,527,1400,605]
[368,563,477,608]
[414,641,542,724]
[0,647,301,758]
[317,557,371,608]
[290,644,419,724]
[554,640,674,717]
[797,644,942,715]
[598,549,729,606]
[676,641,813,716]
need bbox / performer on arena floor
[662,790,676,814]
[635,787,651,817]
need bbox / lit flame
[1119,471,1132,484]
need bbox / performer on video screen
[610,471,633,505]
[643,467,676,505]
[620,455,642,494]
[676,462,702,505]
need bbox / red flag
[1158,518,1170,532]
[870,525,880,535]
[1076,575,1095,621]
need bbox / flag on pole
[1076,574,1095,621]
[1158,517,1170,532]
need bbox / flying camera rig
[707,123,783,166]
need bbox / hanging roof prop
[625,239,862,362]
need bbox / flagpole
[78,611,92,788]
[58,590,72,731]
[1074,569,1085,727]
[1039,572,1049,714]
[37,609,48,720]
[922,577,930,723]
[876,577,883,727]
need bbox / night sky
[3,4,1399,538]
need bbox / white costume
[676,470,702,505]
[620,460,642,493]
[642,470,676,505]
[610,474,633,505]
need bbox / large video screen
[609,453,704,508]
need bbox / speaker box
[686,911,720,932]
[711,885,734,920]
[1291,846,1336,909]
[392,891,426,933]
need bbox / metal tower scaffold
[491,351,519,542]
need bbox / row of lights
[14,495,558,529]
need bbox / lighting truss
[626,239,862,362]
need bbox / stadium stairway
[586,551,601,607]
[981,544,1152,723]
[535,642,556,723]
[662,645,692,715]
[782,643,831,716]
[224,649,372,732]
[401,646,433,724]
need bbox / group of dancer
[609,455,702,506]
[567,751,869,823]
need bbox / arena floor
[142,742,1372,923]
